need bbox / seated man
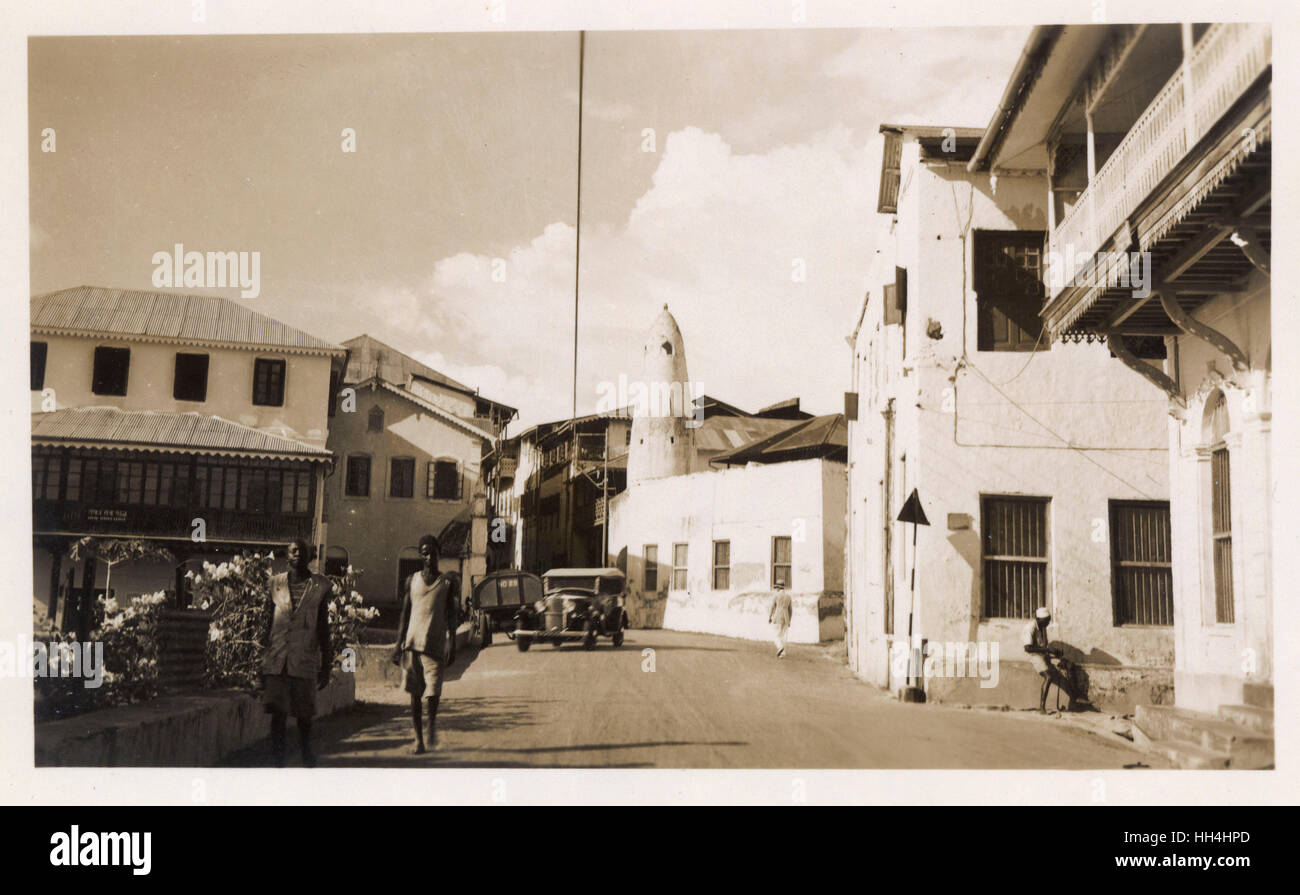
[1023,607,1078,713]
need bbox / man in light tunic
[392,534,454,753]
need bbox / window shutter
[877,130,902,214]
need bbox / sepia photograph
[1,0,1294,837]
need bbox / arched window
[1203,390,1234,623]
[367,405,385,433]
[324,546,349,577]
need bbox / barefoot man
[392,534,452,753]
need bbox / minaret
[628,305,693,484]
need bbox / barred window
[981,495,1050,618]
[1110,500,1174,626]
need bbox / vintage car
[469,569,544,647]
[513,567,628,651]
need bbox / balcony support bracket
[1157,286,1249,371]
[1107,332,1183,405]
[1229,226,1270,277]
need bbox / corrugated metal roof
[708,414,847,466]
[341,334,517,415]
[31,286,345,353]
[32,407,331,458]
[694,416,795,452]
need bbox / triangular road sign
[896,488,930,526]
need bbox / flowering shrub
[34,590,168,721]
[326,565,381,659]
[191,553,273,689]
[190,552,377,690]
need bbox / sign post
[896,488,929,703]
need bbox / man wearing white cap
[1023,607,1076,712]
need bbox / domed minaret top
[627,305,693,484]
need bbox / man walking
[1024,607,1077,712]
[392,534,453,753]
[262,539,333,767]
[769,583,792,658]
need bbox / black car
[513,567,628,651]
[469,569,544,647]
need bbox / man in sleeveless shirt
[262,539,333,767]
[392,534,453,753]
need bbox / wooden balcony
[1048,23,1271,300]
[33,500,314,545]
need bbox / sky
[29,28,1029,432]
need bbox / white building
[969,23,1272,765]
[845,126,1173,711]
[609,306,847,642]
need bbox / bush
[191,552,377,690]
[34,591,168,721]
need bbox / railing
[33,500,314,543]
[1048,23,1271,299]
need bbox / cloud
[395,124,878,433]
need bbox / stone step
[1218,703,1273,736]
[1131,724,1230,770]
[1136,704,1273,769]
[1243,682,1273,710]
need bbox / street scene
[225,630,1158,769]
[25,21,1273,774]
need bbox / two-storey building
[968,23,1272,764]
[845,125,1173,711]
[30,286,348,629]
[324,334,515,623]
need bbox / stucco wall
[30,333,335,446]
[610,458,845,643]
[325,383,485,608]
[1166,276,1271,712]
[845,142,1173,707]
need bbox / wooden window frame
[643,544,658,592]
[173,352,210,403]
[712,540,730,590]
[252,357,286,407]
[980,494,1051,619]
[344,454,371,498]
[771,536,792,589]
[974,229,1048,353]
[1109,499,1174,627]
[91,346,131,396]
[388,456,416,500]
[671,542,688,591]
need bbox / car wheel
[517,638,530,652]
[612,630,624,648]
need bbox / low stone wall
[661,590,844,644]
[35,674,356,767]
[925,660,1174,714]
